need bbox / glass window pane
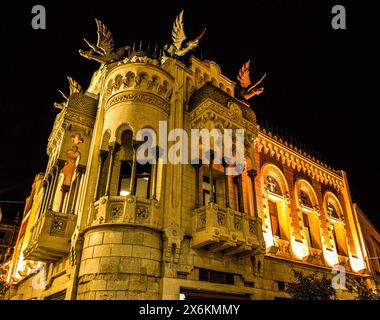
[119,178,131,196]
[136,177,149,197]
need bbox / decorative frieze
[103,65,173,104]
[106,91,170,114]
[256,129,344,191]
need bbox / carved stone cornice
[103,64,174,104]
[256,129,344,192]
[106,91,170,114]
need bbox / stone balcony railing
[24,210,77,263]
[90,195,161,229]
[191,203,265,256]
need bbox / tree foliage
[0,280,8,296]
[346,276,380,300]
[286,269,336,300]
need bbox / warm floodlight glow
[120,190,130,196]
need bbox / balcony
[191,203,265,256]
[90,195,161,229]
[24,210,77,262]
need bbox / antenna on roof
[147,41,151,54]
[154,43,158,58]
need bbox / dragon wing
[95,19,115,55]
[237,60,251,88]
[250,73,267,89]
[186,28,206,50]
[172,10,187,51]
[67,76,83,95]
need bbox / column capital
[61,184,70,193]
[77,164,86,174]
[132,140,144,151]
[222,156,231,167]
[56,159,66,170]
[108,141,120,154]
[191,161,202,168]
[99,149,109,160]
[247,169,258,178]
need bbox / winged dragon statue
[237,60,266,101]
[79,19,130,66]
[162,10,206,63]
[79,19,130,94]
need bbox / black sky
[0,1,378,229]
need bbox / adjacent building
[356,205,380,288]
[0,208,20,270]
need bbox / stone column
[70,166,85,214]
[46,168,58,211]
[40,178,50,214]
[235,174,244,213]
[222,159,230,208]
[248,169,258,218]
[208,151,215,203]
[150,147,160,200]
[192,161,202,208]
[130,140,143,196]
[59,185,70,213]
[105,142,120,196]
[48,160,65,210]
[93,150,109,201]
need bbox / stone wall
[77,226,161,300]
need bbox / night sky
[0,1,378,229]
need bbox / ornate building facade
[2,15,377,300]
[356,205,380,289]
[0,211,20,270]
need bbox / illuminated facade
[2,16,377,300]
[0,208,20,282]
[356,205,380,289]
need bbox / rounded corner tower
[76,51,175,300]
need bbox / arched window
[265,174,287,240]
[295,180,322,250]
[327,201,339,220]
[117,130,133,196]
[324,193,348,257]
[52,173,65,212]
[202,170,217,205]
[265,176,281,195]
[115,129,153,198]
[300,190,312,208]
[331,222,347,256]
[135,161,152,198]
[97,131,111,199]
